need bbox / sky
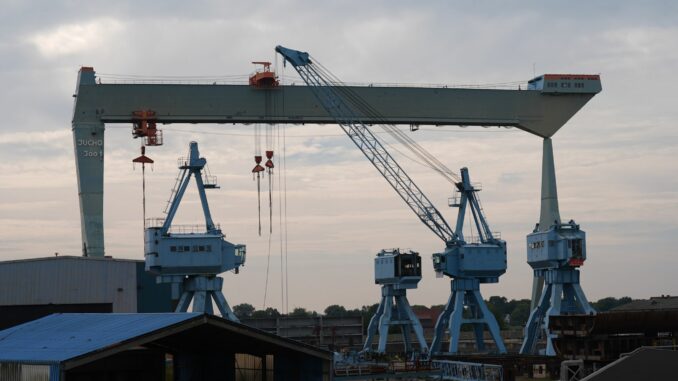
[0,1,677,313]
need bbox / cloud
[1,1,677,310]
[28,18,124,58]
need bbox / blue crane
[364,249,428,354]
[276,46,507,354]
[519,138,595,355]
[144,142,246,320]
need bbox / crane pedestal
[363,249,428,354]
[431,278,506,354]
[364,285,428,354]
[163,275,239,320]
[520,267,593,355]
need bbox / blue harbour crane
[519,137,595,355]
[276,46,507,354]
[144,141,246,320]
[364,249,428,354]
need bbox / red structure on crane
[132,110,163,146]
[249,61,279,88]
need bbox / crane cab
[145,226,245,276]
[528,74,601,94]
[249,61,279,88]
[526,220,586,270]
[432,241,507,283]
[374,249,422,289]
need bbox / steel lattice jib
[145,229,245,276]
[526,221,586,271]
[432,243,507,283]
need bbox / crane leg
[363,295,386,352]
[73,121,106,257]
[175,291,193,313]
[192,291,207,312]
[213,290,239,322]
[472,290,506,354]
[377,297,393,353]
[520,282,552,354]
[396,298,413,353]
[431,291,454,353]
[401,294,429,352]
[446,291,464,354]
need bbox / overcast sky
[0,1,677,313]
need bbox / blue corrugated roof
[0,313,200,363]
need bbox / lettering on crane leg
[77,138,103,158]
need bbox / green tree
[251,307,281,318]
[232,303,255,319]
[290,307,313,318]
[509,302,531,326]
[592,297,633,312]
[487,296,509,318]
[324,304,348,317]
[486,302,508,330]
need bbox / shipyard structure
[1,46,675,381]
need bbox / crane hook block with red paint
[132,110,163,146]
[133,146,154,165]
[265,150,274,169]
[252,155,265,173]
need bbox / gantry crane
[276,46,507,354]
[144,141,246,320]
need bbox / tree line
[232,296,633,328]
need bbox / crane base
[431,278,507,354]
[520,268,595,356]
[165,275,239,321]
[363,285,428,354]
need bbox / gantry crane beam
[72,67,597,257]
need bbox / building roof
[0,313,196,364]
[611,295,678,312]
[0,255,142,266]
[0,313,332,368]
[582,347,678,381]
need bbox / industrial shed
[0,256,172,329]
[0,313,332,381]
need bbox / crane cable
[280,58,290,315]
[310,58,460,184]
[314,61,459,184]
[253,122,264,236]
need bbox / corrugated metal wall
[0,363,56,381]
[0,257,137,312]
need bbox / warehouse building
[0,313,332,381]
[0,256,172,329]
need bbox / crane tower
[144,142,245,320]
[519,138,595,355]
